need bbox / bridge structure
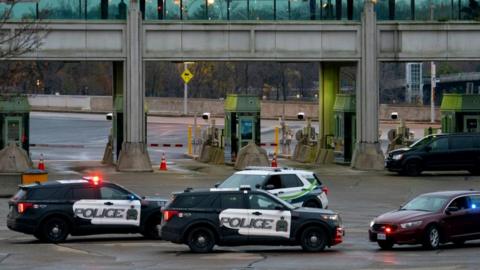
[2,0,480,171]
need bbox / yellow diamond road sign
[181,69,194,84]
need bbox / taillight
[385,227,392,234]
[163,210,179,222]
[17,202,34,214]
[322,186,329,195]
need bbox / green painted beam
[319,64,339,145]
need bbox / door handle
[252,211,262,216]
[104,202,114,206]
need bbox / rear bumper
[7,218,37,234]
[369,228,422,245]
[160,225,183,244]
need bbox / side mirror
[265,184,275,190]
[255,184,261,189]
[275,205,285,211]
[214,182,220,188]
[127,194,137,201]
[424,146,432,152]
[106,113,113,121]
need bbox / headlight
[321,214,338,221]
[392,154,403,160]
[370,220,375,227]
[400,220,422,229]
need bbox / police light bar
[82,175,102,185]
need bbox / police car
[160,186,343,253]
[7,176,168,243]
[217,167,329,208]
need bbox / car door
[246,192,292,243]
[73,184,141,227]
[441,196,472,239]
[277,174,305,205]
[467,195,480,236]
[423,137,451,170]
[218,193,249,244]
[449,136,475,169]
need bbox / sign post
[431,62,436,123]
[181,63,194,115]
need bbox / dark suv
[161,187,343,253]
[7,177,167,243]
[385,133,480,176]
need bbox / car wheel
[404,161,422,176]
[41,217,69,243]
[187,227,216,253]
[303,200,321,208]
[300,226,327,252]
[423,225,441,250]
[377,240,394,250]
[142,216,161,240]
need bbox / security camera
[202,112,211,121]
[390,112,398,120]
[106,113,113,121]
[297,112,305,120]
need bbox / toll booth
[0,95,30,153]
[224,94,261,162]
[333,94,356,164]
[441,94,480,133]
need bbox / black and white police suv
[7,176,168,243]
[160,186,343,253]
[217,167,329,209]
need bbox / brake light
[17,202,34,214]
[333,227,344,245]
[163,210,179,222]
[322,186,329,195]
[385,227,392,234]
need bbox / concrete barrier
[0,173,21,197]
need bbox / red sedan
[369,191,480,250]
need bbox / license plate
[377,233,386,240]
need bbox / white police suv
[217,167,329,208]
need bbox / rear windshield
[219,174,267,188]
[11,189,27,201]
[169,194,215,209]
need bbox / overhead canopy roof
[441,94,480,112]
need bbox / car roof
[21,179,112,189]
[176,187,270,196]
[234,168,314,176]
[420,190,480,198]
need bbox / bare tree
[0,0,46,60]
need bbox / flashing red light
[322,186,329,195]
[17,202,33,214]
[90,176,101,185]
[385,227,392,234]
[163,210,179,222]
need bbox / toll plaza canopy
[0,0,476,21]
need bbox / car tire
[300,226,327,252]
[403,161,422,176]
[142,216,161,240]
[40,217,70,243]
[377,240,394,250]
[422,225,441,250]
[187,227,216,253]
[303,200,321,208]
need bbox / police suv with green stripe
[217,167,329,208]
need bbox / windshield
[219,174,267,189]
[401,195,449,212]
[409,136,435,149]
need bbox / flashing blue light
[472,204,477,209]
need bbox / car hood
[374,210,432,224]
[388,147,410,156]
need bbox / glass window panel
[39,0,82,20]
[183,0,207,19]
[145,0,162,20]
[226,0,247,19]
[85,0,101,19]
[290,0,311,20]
[110,0,129,19]
[319,0,336,19]
[276,0,289,20]
[164,0,181,19]
[4,2,36,20]
[249,0,274,20]
[206,0,228,20]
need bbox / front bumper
[369,228,422,245]
[385,158,403,172]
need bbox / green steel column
[319,63,340,148]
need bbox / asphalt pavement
[1,159,480,270]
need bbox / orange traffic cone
[38,153,46,171]
[271,152,278,168]
[160,153,168,171]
